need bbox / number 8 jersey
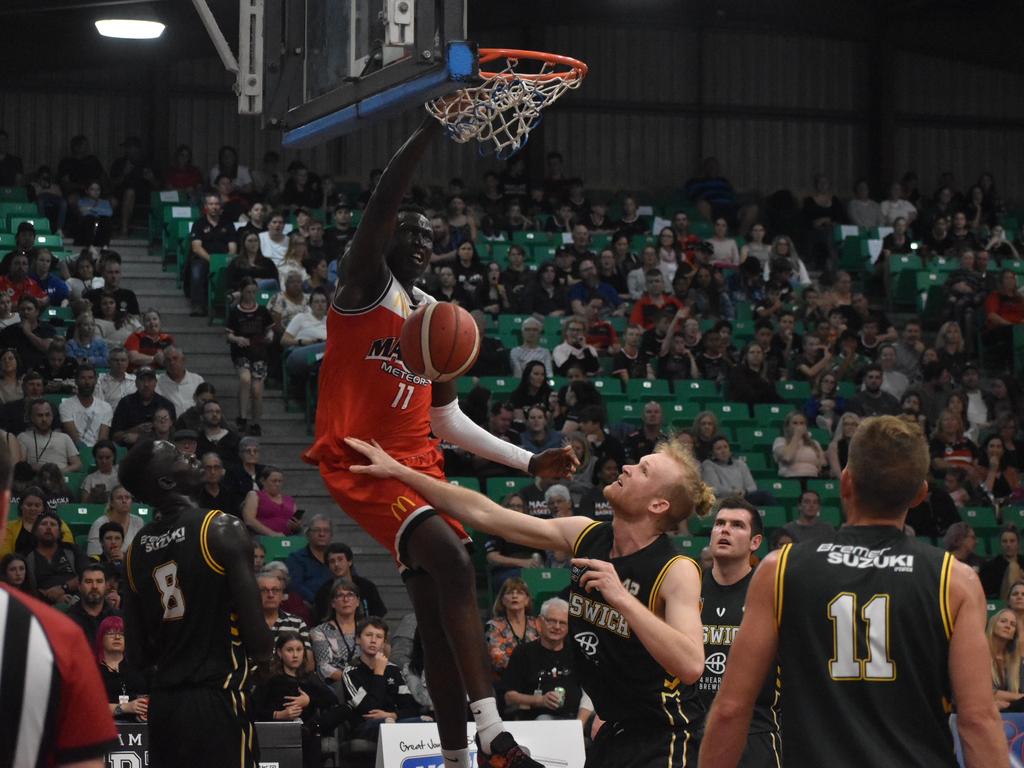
[304,273,437,470]
[126,508,250,692]
[775,525,956,768]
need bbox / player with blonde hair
[347,434,714,767]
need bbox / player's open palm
[345,437,403,478]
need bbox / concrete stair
[114,238,412,616]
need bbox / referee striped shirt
[0,584,118,768]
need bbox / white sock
[441,748,472,767]
[469,697,503,754]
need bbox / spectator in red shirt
[581,297,619,354]
[0,439,119,766]
[125,309,175,370]
[982,269,1024,362]
[0,252,48,306]
[629,269,686,330]
[165,144,204,200]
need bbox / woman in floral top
[484,577,539,679]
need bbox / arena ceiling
[0,0,1021,75]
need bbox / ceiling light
[95,19,165,39]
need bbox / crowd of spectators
[3,132,1024,748]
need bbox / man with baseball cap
[111,366,177,446]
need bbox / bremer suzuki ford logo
[575,631,599,657]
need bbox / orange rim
[478,48,588,82]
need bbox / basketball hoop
[426,48,587,159]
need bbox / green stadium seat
[133,504,154,522]
[583,376,620,402]
[739,453,769,472]
[1002,507,1024,529]
[626,378,672,402]
[64,471,87,496]
[806,479,840,504]
[6,502,17,520]
[762,479,802,502]
[706,401,755,426]
[809,427,831,446]
[476,376,517,397]
[447,477,481,492]
[521,568,571,605]
[988,599,1007,617]
[260,535,307,562]
[543,315,564,338]
[819,506,843,527]
[664,401,700,426]
[497,315,530,335]
[776,380,811,402]
[961,506,999,533]
[0,234,14,249]
[10,216,51,234]
[0,202,38,220]
[43,306,73,322]
[752,403,788,426]
[0,187,29,202]
[35,233,63,249]
[760,506,789,529]
[734,427,776,452]
[511,231,556,247]
[607,401,643,427]
[57,503,108,532]
[531,244,559,262]
[674,379,720,403]
[489,242,512,266]
[485,476,531,502]
[206,252,232,323]
[671,535,710,559]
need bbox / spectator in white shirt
[58,364,113,448]
[282,290,329,384]
[97,346,136,409]
[847,179,882,228]
[81,438,119,503]
[17,399,82,472]
[879,180,917,227]
[156,346,205,417]
[259,212,289,267]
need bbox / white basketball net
[426,54,585,159]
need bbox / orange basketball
[399,302,480,383]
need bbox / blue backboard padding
[282,42,479,148]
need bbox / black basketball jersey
[776,526,957,768]
[569,521,704,731]
[126,508,251,692]
[699,570,781,742]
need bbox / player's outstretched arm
[429,386,580,477]
[346,436,587,553]
[948,560,1010,768]
[208,513,274,663]
[336,118,441,308]
[573,553,704,684]
[699,553,780,768]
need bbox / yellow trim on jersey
[648,555,698,613]
[200,509,226,575]
[125,541,137,593]
[939,552,953,640]
[572,520,603,556]
[773,544,792,628]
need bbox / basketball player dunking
[345,434,713,768]
[699,417,1006,768]
[302,118,576,768]
[121,442,273,768]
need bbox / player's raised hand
[528,444,579,479]
[572,558,631,610]
[345,437,403,478]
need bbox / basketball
[399,302,480,383]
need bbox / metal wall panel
[704,30,868,111]
[701,117,867,196]
[893,124,1024,201]
[896,51,1024,120]
[539,24,700,105]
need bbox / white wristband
[429,399,533,473]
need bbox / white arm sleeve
[430,399,534,473]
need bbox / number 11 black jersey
[126,508,250,692]
[775,526,957,768]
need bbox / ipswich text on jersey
[569,592,631,638]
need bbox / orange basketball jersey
[303,274,437,469]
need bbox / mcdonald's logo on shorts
[390,495,416,520]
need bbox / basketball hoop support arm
[192,0,265,114]
[192,0,239,74]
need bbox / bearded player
[303,118,576,768]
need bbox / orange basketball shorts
[319,446,470,569]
